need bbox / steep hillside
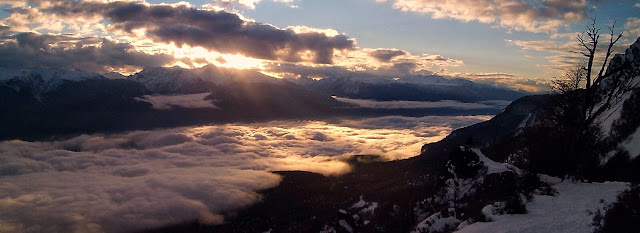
[432,95,549,149]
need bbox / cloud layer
[381,0,588,32]
[42,1,353,64]
[0,33,172,74]
[0,0,465,79]
[0,116,488,233]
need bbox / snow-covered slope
[456,179,628,233]
[597,37,640,159]
[411,146,629,233]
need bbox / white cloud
[451,72,551,92]
[134,93,218,110]
[0,116,489,232]
[211,0,297,9]
[384,0,588,33]
[625,17,640,38]
[505,36,629,80]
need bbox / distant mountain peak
[0,67,104,98]
[129,65,280,94]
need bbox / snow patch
[360,202,378,214]
[469,147,515,174]
[349,195,378,214]
[444,177,478,201]
[622,128,640,158]
[481,204,497,221]
[412,212,461,233]
[350,195,367,209]
[480,202,506,222]
[338,219,353,233]
[319,225,336,233]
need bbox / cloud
[382,0,588,33]
[134,93,219,110]
[0,116,488,232]
[210,0,298,10]
[451,72,550,92]
[41,1,354,64]
[0,1,462,78]
[370,49,407,62]
[334,97,510,110]
[264,47,462,79]
[0,32,173,73]
[506,37,629,66]
[625,17,640,38]
[0,25,9,33]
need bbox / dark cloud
[0,32,172,73]
[370,49,406,62]
[44,1,355,64]
[388,62,418,75]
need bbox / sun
[163,44,267,70]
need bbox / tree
[574,18,628,130]
[551,61,586,94]
[541,18,640,178]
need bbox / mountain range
[285,74,527,102]
[0,65,525,140]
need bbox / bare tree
[543,18,640,177]
[551,61,586,94]
[575,18,625,126]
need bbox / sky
[0,0,638,91]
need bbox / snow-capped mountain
[286,74,527,102]
[127,65,278,94]
[0,65,344,140]
[0,67,103,98]
[128,66,216,94]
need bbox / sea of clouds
[0,116,489,233]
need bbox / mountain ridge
[286,74,528,102]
